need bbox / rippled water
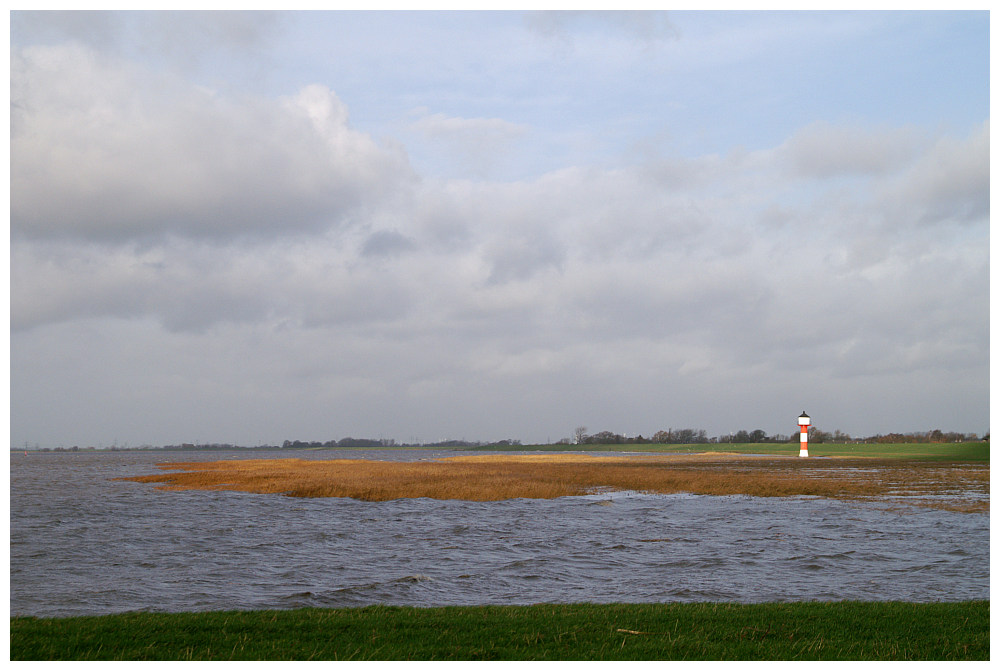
[9,450,989,618]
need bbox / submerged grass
[118,453,989,511]
[11,601,989,661]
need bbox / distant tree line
[571,427,984,446]
[280,438,523,449]
[281,438,397,449]
[573,427,771,445]
[161,443,279,451]
[828,429,984,444]
[17,429,985,452]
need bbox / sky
[8,9,991,448]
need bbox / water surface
[9,450,989,617]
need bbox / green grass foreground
[10,601,989,661]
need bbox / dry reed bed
[119,454,988,511]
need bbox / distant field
[11,601,989,661]
[499,441,991,462]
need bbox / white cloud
[10,44,413,242]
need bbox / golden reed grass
[118,453,988,511]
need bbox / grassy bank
[11,601,988,661]
[500,441,991,461]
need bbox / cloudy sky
[9,10,990,448]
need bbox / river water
[9,449,990,618]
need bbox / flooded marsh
[121,452,989,512]
[9,450,989,618]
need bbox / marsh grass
[119,453,988,510]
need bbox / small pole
[798,412,811,457]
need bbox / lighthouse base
[799,448,809,458]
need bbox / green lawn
[11,601,989,661]
[504,441,990,462]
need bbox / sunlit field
[120,451,988,512]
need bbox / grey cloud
[294,280,412,331]
[565,258,772,348]
[11,238,415,334]
[10,101,988,444]
[520,166,711,260]
[11,243,148,330]
[10,45,414,243]
[11,10,282,68]
[780,121,922,178]
[11,11,124,48]
[639,153,731,189]
[413,189,475,251]
[484,238,564,285]
[732,234,988,382]
[135,11,281,59]
[361,230,418,257]
[9,13,989,450]
[877,121,989,226]
[11,241,273,333]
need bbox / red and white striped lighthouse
[798,412,811,457]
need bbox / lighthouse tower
[798,412,811,458]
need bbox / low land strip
[10,601,989,661]
[494,441,990,461]
[119,452,989,512]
